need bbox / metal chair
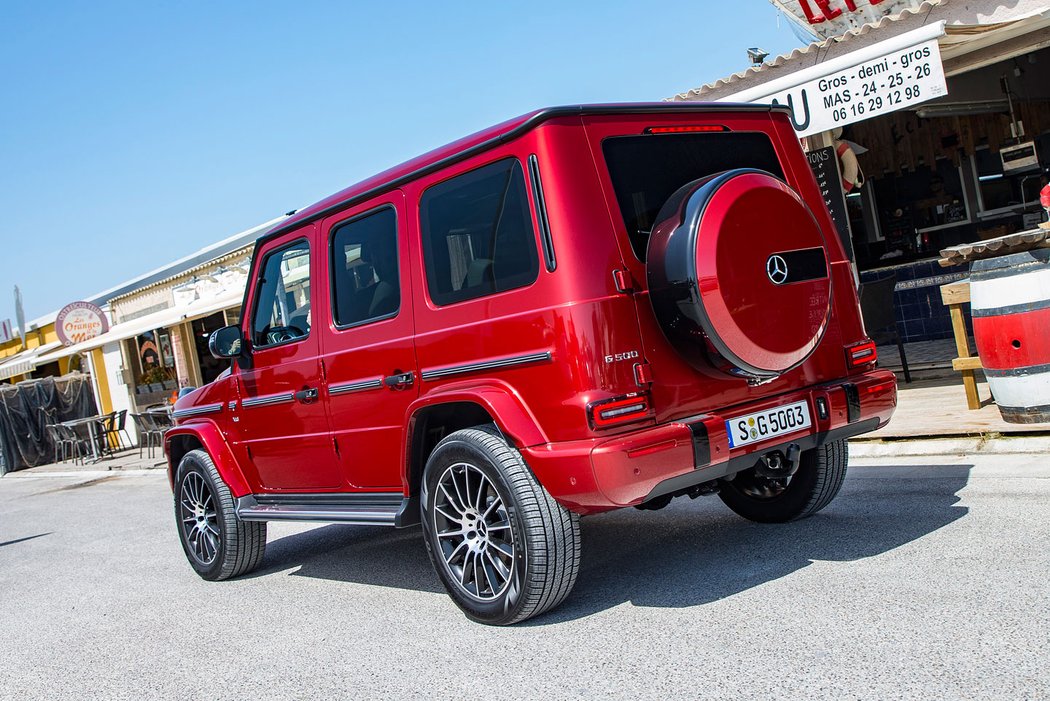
[132,413,165,459]
[148,410,173,457]
[101,410,133,452]
[55,424,85,464]
[859,274,911,383]
[45,424,73,463]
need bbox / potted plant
[141,366,172,393]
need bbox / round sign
[56,301,109,347]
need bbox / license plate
[726,400,811,449]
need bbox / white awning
[34,292,243,364]
[0,341,64,380]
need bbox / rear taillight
[588,392,652,430]
[644,125,728,134]
[846,340,878,368]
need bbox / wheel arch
[404,384,548,499]
[165,422,251,497]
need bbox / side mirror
[209,325,245,359]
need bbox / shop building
[673,0,1050,342]
[32,215,289,431]
[0,320,69,384]
[0,308,102,385]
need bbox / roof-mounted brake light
[644,125,729,134]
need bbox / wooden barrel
[970,248,1050,424]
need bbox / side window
[330,206,400,327]
[420,158,539,306]
[250,240,311,348]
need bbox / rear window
[602,133,785,260]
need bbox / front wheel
[175,449,266,580]
[421,427,581,625]
[719,439,848,523]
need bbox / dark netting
[0,373,98,474]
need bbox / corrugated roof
[670,0,950,100]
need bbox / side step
[235,492,419,527]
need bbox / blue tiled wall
[859,258,971,343]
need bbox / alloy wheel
[432,462,515,601]
[179,472,220,565]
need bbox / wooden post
[940,280,981,410]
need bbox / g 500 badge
[605,350,640,364]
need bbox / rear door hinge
[633,361,653,387]
[612,269,635,294]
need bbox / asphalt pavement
[1,451,1048,700]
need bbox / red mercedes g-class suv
[167,104,896,625]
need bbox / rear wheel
[421,427,581,625]
[175,449,266,580]
[719,439,848,523]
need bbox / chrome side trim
[329,377,384,396]
[172,403,223,419]
[241,392,295,409]
[421,351,553,381]
[227,401,237,411]
[235,495,400,525]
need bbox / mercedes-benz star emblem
[766,254,789,285]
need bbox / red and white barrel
[970,249,1050,424]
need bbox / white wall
[102,341,138,444]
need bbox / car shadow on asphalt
[246,522,444,593]
[251,464,973,622]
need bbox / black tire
[420,427,581,625]
[174,449,266,581]
[719,439,848,523]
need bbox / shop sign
[56,301,109,346]
[754,37,947,137]
[772,0,926,40]
[0,319,12,344]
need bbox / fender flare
[165,421,252,497]
[407,380,549,448]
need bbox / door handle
[294,387,319,403]
[383,372,414,389]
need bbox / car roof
[259,102,784,248]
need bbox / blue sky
[1,1,805,323]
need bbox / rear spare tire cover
[647,169,832,380]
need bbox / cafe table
[60,415,108,464]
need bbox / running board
[235,493,418,527]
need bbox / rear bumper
[523,370,896,514]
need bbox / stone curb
[849,435,1050,458]
[2,468,164,479]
